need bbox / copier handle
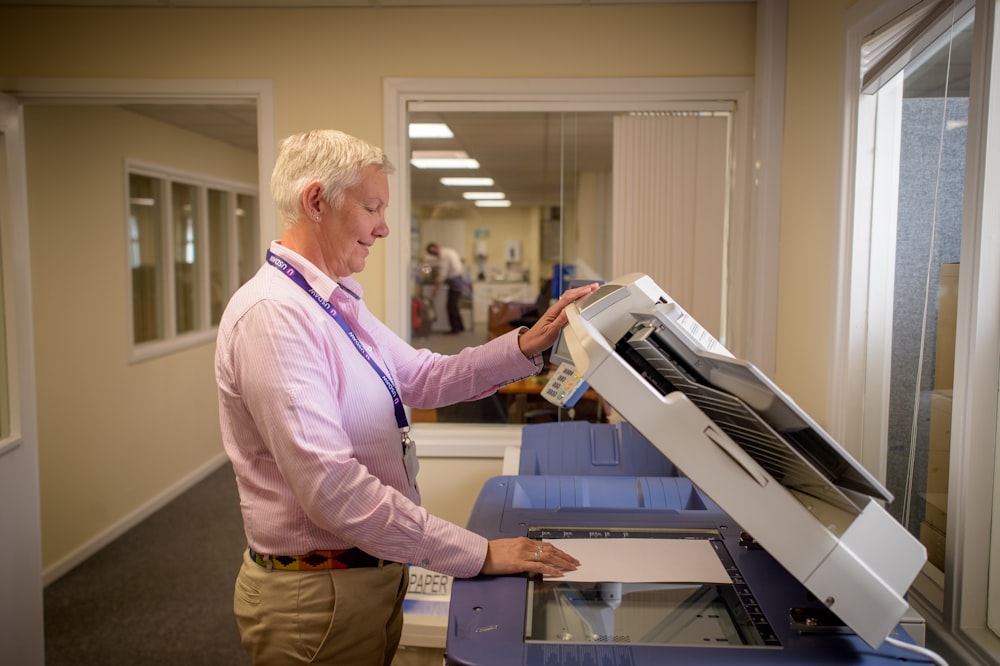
[702,425,769,487]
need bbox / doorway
[0,91,45,666]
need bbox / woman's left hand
[517,282,601,358]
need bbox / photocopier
[446,273,942,665]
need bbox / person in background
[426,241,467,334]
[215,129,597,665]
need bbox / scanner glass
[525,580,770,647]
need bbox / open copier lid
[545,273,927,649]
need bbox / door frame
[0,90,44,666]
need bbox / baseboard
[42,451,230,587]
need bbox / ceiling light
[409,123,454,138]
[440,177,494,187]
[475,200,512,208]
[410,150,479,169]
[462,192,505,200]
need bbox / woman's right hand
[480,537,580,578]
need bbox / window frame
[126,159,258,362]
[835,0,1000,661]
[951,0,1000,655]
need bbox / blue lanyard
[266,250,410,434]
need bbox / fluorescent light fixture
[475,200,512,208]
[462,192,506,200]
[440,177,494,187]
[409,123,454,138]
[410,150,479,169]
[129,197,156,206]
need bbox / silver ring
[535,545,543,562]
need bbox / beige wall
[778,0,855,423]
[0,2,862,572]
[417,457,506,528]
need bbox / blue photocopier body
[445,422,929,665]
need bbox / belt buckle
[249,547,274,571]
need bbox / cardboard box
[920,520,946,571]
[926,449,950,495]
[925,390,952,494]
[935,263,958,389]
[923,492,948,533]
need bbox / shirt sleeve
[364,313,542,409]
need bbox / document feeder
[550,273,925,648]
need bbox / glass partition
[851,5,1000,659]
[856,5,973,591]
[208,188,230,325]
[407,107,737,426]
[129,173,164,344]
[172,182,200,335]
[408,110,613,425]
[879,8,971,574]
[236,192,258,285]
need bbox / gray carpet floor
[42,461,443,665]
[43,462,251,665]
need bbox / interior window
[128,167,257,356]
[236,192,258,286]
[870,5,971,576]
[408,111,605,425]
[172,182,201,335]
[406,107,734,427]
[129,173,165,344]
[208,188,230,325]
[853,4,982,642]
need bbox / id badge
[402,432,420,485]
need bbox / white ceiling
[408,110,615,210]
[122,103,259,152]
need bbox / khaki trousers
[234,548,409,665]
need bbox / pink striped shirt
[215,242,539,578]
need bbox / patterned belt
[248,546,388,571]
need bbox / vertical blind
[611,112,730,339]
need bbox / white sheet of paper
[545,538,731,584]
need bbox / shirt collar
[269,241,363,301]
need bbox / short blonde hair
[270,129,395,226]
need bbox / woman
[215,129,598,665]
